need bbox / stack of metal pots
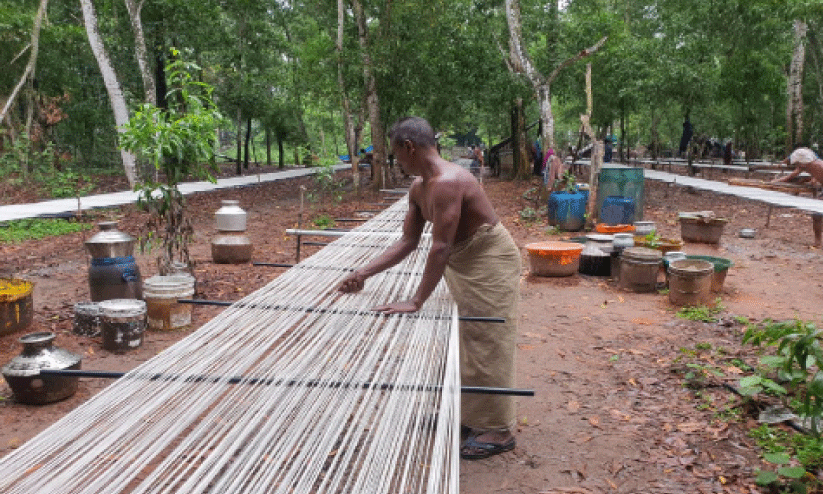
[211,200,253,263]
[85,221,142,301]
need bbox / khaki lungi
[443,222,521,431]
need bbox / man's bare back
[409,160,498,245]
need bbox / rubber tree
[504,0,607,179]
[80,0,138,187]
[786,19,807,152]
[351,0,388,191]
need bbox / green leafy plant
[312,214,335,229]
[643,229,661,248]
[0,218,92,243]
[675,298,725,322]
[311,157,343,204]
[120,48,225,274]
[39,169,95,199]
[749,425,818,491]
[741,320,823,491]
[519,207,538,222]
[552,170,577,193]
[742,319,823,434]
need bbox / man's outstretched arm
[373,181,461,313]
[338,199,425,293]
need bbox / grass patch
[0,218,92,243]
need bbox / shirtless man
[772,147,823,247]
[338,116,521,460]
[772,147,823,186]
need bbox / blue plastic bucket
[597,167,644,222]
[548,191,587,231]
[600,196,635,225]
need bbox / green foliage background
[3,0,823,183]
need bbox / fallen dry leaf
[677,422,704,433]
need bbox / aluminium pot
[1,332,82,405]
[84,221,137,258]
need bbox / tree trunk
[244,117,251,169]
[235,107,242,175]
[513,98,530,180]
[0,0,47,135]
[807,31,823,134]
[265,128,272,167]
[123,0,156,105]
[505,0,606,162]
[80,0,138,187]
[786,19,807,152]
[337,0,360,193]
[352,0,385,191]
[619,100,626,162]
[583,64,601,226]
[277,132,285,169]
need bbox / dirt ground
[1,165,823,493]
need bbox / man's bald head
[389,117,437,149]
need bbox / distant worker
[545,153,566,191]
[472,145,485,170]
[772,147,823,247]
[772,147,823,186]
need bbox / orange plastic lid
[595,223,636,233]
[525,241,585,254]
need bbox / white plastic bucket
[143,275,196,330]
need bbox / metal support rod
[39,369,533,396]
[176,299,505,323]
[252,262,294,268]
[302,241,329,247]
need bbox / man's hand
[371,300,421,314]
[338,270,366,293]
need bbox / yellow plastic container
[0,279,34,336]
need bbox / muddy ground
[1,164,822,493]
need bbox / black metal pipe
[176,299,505,323]
[39,369,533,396]
[252,262,295,268]
[302,241,329,247]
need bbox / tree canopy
[3,0,823,188]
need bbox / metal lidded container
[85,222,142,301]
[84,221,136,258]
[1,332,82,405]
[212,200,252,263]
[215,200,247,232]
